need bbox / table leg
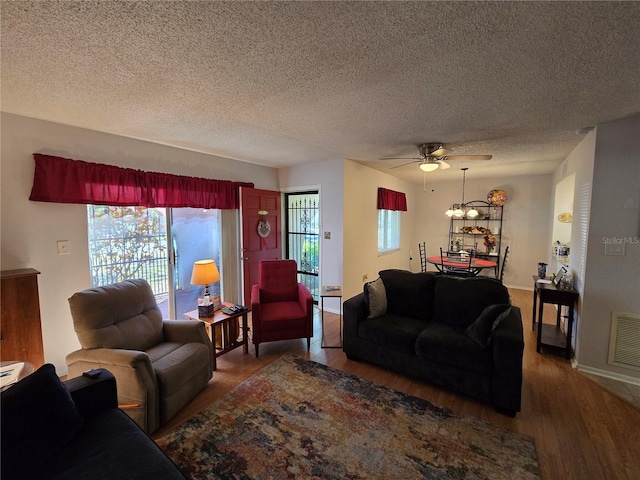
[242,313,249,355]
[339,300,343,344]
[321,296,324,339]
[211,324,218,371]
[536,297,544,353]
[532,288,538,331]
[566,305,574,359]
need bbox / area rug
[157,355,539,479]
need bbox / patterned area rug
[157,355,539,479]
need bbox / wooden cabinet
[1,269,44,367]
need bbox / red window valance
[29,154,254,209]
[377,187,407,211]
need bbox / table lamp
[191,259,220,317]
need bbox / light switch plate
[57,240,70,255]
[324,232,331,239]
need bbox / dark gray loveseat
[343,269,524,415]
[1,364,186,480]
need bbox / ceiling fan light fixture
[419,162,439,172]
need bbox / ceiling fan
[380,143,492,172]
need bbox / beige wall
[576,116,640,381]
[1,113,279,375]
[343,160,417,299]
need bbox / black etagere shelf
[448,200,503,270]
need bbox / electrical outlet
[57,240,70,255]
[324,232,331,239]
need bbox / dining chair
[418,242,427,272]
[461,241,478,257]
[499,246,510,282]
[440,247,474,277]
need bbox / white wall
[577,116,640,379]
[343,160,417,299]
[1,113,278,375]
[278,158,345,307]
[413,172,553,290]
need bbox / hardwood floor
[153,288,640,480]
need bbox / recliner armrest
[163,320,214,374]
[66,347,154,370]
[65,369,117,420]
[163,319,210,345]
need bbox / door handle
[242,256,249,261]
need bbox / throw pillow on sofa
[1,364,84,480]
[465,304,513,347]
[364,277,387,318]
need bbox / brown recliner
[66,279,213,433]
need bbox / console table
[184,305,249,370]
[320,286,342,348]
[532,275,579,359]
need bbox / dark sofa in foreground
[1,364,185,480]
[344,269,524,415]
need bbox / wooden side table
[184,305,250,370]
[320,286,342,348]
[532,275,579,359]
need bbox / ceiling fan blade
[437,159,451,169]
[443,155,492,161]
[379,156,421,161]
[390,160,420,169]
[430,147,453,157]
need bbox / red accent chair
[250,260,314,357]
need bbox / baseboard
[575,364,640,387]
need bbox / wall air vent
[608,311,640,371]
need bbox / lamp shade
[466,208,479,218]
[190,259,220,285]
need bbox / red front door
[240,187,282,306]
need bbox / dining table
[426,255,498,277]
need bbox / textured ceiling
[2,1,639,182]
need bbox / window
[87,205,169,293]
[378,209,401,254]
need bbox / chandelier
[445,168,479,218]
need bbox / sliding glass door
[170,208,221,319]
[87,206,221,319]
